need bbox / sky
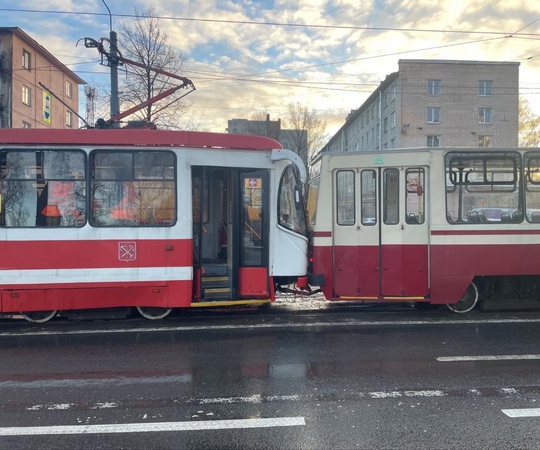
[1,0,540,137]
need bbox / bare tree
[119,6,190,129]
[280,102,328,177]
[519,97,540,147]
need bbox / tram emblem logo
[118,242,137,261]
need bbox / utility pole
[79,4,195,128]
[101,0,120,119]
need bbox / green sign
[375,156,384,166]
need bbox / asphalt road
[1,302,540,449]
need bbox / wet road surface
[1,303,540,449]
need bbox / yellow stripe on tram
[191,299,271,308]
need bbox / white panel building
[322,59,520,153]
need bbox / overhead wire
[1,7,539,37]
[5,6,539,120]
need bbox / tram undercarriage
[477,275,540,311]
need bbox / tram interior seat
[531,212,540,223]
[406,213,418,224]
[467,211,488,223]
[512,210,523,222]
[500,213,512,222]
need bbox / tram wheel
[446,282,479,314]
[136,306,172,320]
[20,310,57,323]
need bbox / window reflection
[278,165,307,234]
[91,151,176,227]
[0,150,86,227]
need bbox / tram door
[333,166,429,299]
[380,167,429,297]
[192,167,269,301]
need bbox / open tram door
[192,167,270,303]
[332,164,429,300]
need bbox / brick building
[322,59,520,153]
[0,27,86,129]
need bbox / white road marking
[3,318,540,337]
[502,408,540,418]
[437,354,540,362]
[198,394,300,404]
[0,417,306,436]
[500,388,518,394]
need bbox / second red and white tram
[307,147,540,312]
[0,128,308,322]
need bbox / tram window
[336,170,355,226]
[90,151,176,227]
[383,169,399,225]
[445,152,521,224]
[524,152,540,222]
[306,176,320,226]
[278,165,307,234]
[192,171,209,225]
[405,168,425,224]
[361,170,376,226]
[0,150,86,228]
[242,173,265,266]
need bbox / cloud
[4,0,540,132]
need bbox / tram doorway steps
[201,263,232,301]
[480,298,540,311]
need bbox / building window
[66,81,73,98]
[391,85,396,101]
[427,107,440,123]
[428,80,441,95]
[478,135,492,147]
[383,117,388,133]
[22,50,31,70]
[66,111,73,128]
[391,112,396,128]
[479,108,492,124]
[22,121,31,129]
[22,86,31,106]
[427,135,440,147]
[479,80,492,96]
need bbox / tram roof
[0,129,284,151]
[312,146,533,161]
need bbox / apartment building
[322,59,520,152]
[0,27,86,129]
[227,115,282,141]
[228,114,307,149]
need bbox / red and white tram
[0,128,308,322]
[307,147,540,312]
